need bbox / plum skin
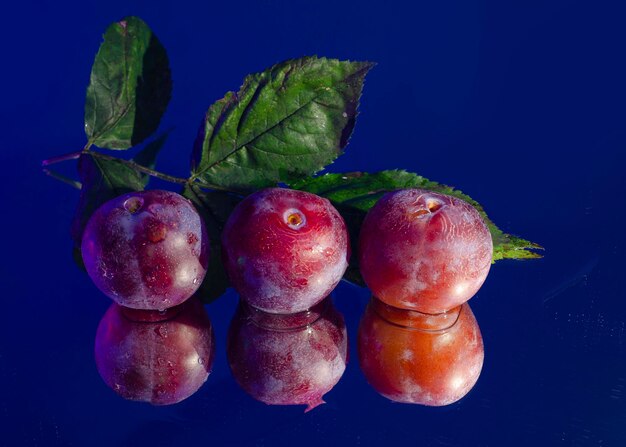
[222,188,349,314]
[227,298,348,412]
[358,189,493,314]
[82,190,209,310]
[358,298,484,406]
[94,298,215,405]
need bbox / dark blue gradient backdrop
[2,1,626,446]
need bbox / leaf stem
[88,151,190,185]
[43,146,246,194]
[41,151,83,167]
[43,168,82,189]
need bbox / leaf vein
[201,66,369,174]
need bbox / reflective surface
[95,299,214,405]
[358,300,484,406]
[4,0,626,445]
[228,298,347,412]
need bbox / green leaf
[191,56,374,190]
[85,16,172,150]
[182,184,242,303]
[291,170,543,285]
[70,154,146,246]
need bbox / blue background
[2,0,626,445]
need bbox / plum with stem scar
[82,190,209,310]
[222,188,349,313]
[358,189,493,314]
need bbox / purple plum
[82,190,209,310]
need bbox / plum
[95,298,214,405]
[82,190,209,310]
[358,297,484,406]
[227,297,348,412]
[359,189,493,313]
[222,188,349,313]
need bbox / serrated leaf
[85,16,172,149]
[191,56,374,190]
[182,184,242,303]
[292,170,543,285]
[70,154,146,247]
